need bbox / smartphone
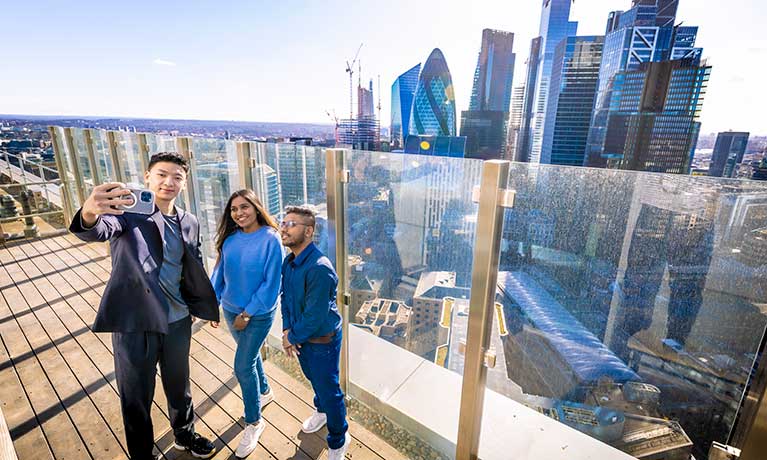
[114,185,155,214]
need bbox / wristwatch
[240,312,251,322]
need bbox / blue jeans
[296,331,348,449]
[223,309,275,424]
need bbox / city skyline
[2,0,766,135]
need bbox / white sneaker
[260,389,274,410]
[235,420,265,458]
[301,410,327,433]
[327,432,351,460]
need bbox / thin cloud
[153,58,177,66]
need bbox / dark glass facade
[586,0,708,173]
[541,36,604,166]
[467,29,516,112]
[460,29,516,160]
[709,131,750,178]
[601,60,711,174]
[516,37,542,162]
[390,64,421,150]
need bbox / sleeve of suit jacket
[69,209,126,242]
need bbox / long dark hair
[214,189,279,264]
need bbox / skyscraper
[358,79,375,118]
[709,131,750,178]
[506,83,526,161]
[390,64,421,150]
[252,163,281,216]
[339,78,381,150]
[521,0,578,164]
[516,38,542,162]
[468,29,516,112]
[600,59,710,173]
[541,36,604,166]
[585,0,707,173]
[409,49,457,137]
[460,29,516,160]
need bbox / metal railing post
[48,127,74,225]
[83,129,102,187]
[137,133,151,173]
[731,328,767,459]
[106,131,126,184]
[64,127,87,205]
[236,141,254,190]
[456,160,512,460]
[326,148,350,394]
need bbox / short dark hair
[147,152,189,173]
[285,205,316,227]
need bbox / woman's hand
[210,321,219,328]
[233,313,250,331]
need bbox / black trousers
[112,315,195,460]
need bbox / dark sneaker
[174,432,217,459]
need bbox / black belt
[307,331,336,344]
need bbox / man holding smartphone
[69,152,219,460]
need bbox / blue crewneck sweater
[211,226,284,317]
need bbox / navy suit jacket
[69,206,220,333]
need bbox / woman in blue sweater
[211,189,283,458]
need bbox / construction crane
[325,109,340,144]
[345,43,363,120]
[377,75,382,136]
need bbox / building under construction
[337,116,380,151]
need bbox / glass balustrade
[48,126,767,460]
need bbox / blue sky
[2,0,765,134]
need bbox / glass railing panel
[146,134,178,156]
[113,131,144,184]
[267,143,328,250]
[70,128,95,194]
[188,138,240,265]
[87,129,116,183]
[0,182,67,240]
[490,164,767,459]
[344,149,483,459]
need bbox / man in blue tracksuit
[279,205,350,460]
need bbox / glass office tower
[409,48,457,137]
[460,29,516,160]
[390,63,421,150]
[541,35,604,166]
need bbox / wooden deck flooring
[0,235,405,460]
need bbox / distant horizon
[0,113,334,127]
[1,113,762,138]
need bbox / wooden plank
[200,320,404,460]
[16,239,172,459]
[12,240,132,458]
[46,235,403,460]
[193,327,382,460]
[3,244,125,460]
[45,238,289,458]
[33,238,237,459]
[0,249,90,460]
[187,340,307,460]
[0,406,19,460]
[189,339,327,459]
[0,336,48,460]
